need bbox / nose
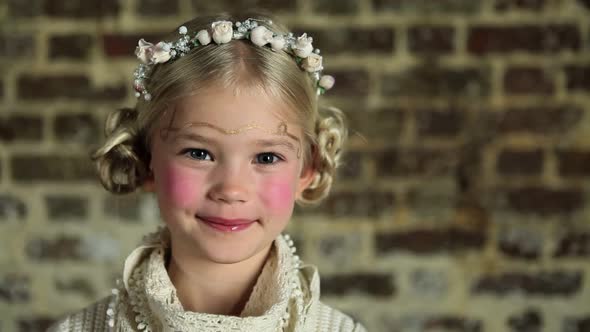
[207,163,250,204]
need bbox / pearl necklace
[106,233,305,331]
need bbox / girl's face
[147,84,314,264]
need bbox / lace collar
[116,227,312,332]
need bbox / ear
[295,163,316,199]
[142,163,155,192]
[142,176,155,192]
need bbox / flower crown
[133,18,335,101]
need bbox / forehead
[167,84,299,133]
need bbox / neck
[166,241,273,316]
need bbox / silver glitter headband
[133,18,335,101]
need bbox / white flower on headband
[196,29,211,45]
[250,26,274,47]
[293,33,313,58]
[132,18,336,101]
[151,42,172,63]
[319,75,335,90]
[302,53,323,72]
[211,21,233,44]
[135,39,172,64]
[270,35,285,51]
[135,39,153,64]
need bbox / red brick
[494,0,546,11]
[376,148,456,177]
[557,150,590,177]
[26,235,85,261]
[376,228,486,254]
[18,75,91,100]
[0,115,43,142]
[508,309,543,332]
[137,0,179,16]
[422,317,482,332]
[504,67,554,95]
[373,0,481,13]
[456,150,484,194]
[0,194,26,219]
[54,113,100,145]
[338,151,363,179]
[7,0,43,17]
[0,274,30,303]
[329,70,370,97]
[408,26,455,54]
[11,155,96,182]
[496,149,544,175]
[554,232,590,258]
[0,35,35,57]
[17,74,126,101]
[104,195,143,221]
[566,316,590,332]
[321,191,394,218]
[191,0,297,12]
[291,27,394,55]
[416,109,464,137]
[102,33,164,58]
[381,67,489,98]
[498,106,582,134]
[321,273,395,297]
[55,278,96,299]
[472,270,582,296]
[500,241,540,260]
[505,187,584,215]
[93,84,127,101]
[17,317,56,332]
[565,65,590,92]
[468,25,580,55]
[44,0,120,18]
[49,34,93,60]
[312,0,359,13]
[360,107,405,140]
[45,195,88,221]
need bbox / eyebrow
[255,138,297,152]
[174,133,213,145]
[174,133,298,153]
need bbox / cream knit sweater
[49,228,367,332]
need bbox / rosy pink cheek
[259,177,295,213]
[161,164,202,208]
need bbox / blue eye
[183,148,213,161]
[256,153,282,164]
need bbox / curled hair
[92,10,349,205]
[298,105,347,205]
[91,107,149,194]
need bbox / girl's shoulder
[47,295,115,332]
[307,300,368,332]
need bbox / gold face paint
[161,121,302,158]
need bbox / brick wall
[1,0,590,331]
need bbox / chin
[205,238,276,265]
[191,224,273,264]
[165,213,280,264]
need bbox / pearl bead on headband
[133,18,336,101]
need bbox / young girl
[49,11,366,332]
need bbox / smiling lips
[198,216,256,232]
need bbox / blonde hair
[91,11,347,205]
